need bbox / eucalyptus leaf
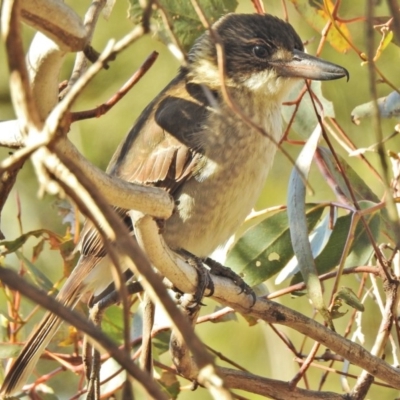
[276,208,337,284]
[226,204,324,286]
[351,90,400,124]
[153,331,171,355]
[287,125,330,324]
[158,370,180,399]
[15,251,56,293]
[288,0,352,53]
[0,229,56,256]
[210,305,238,323]
[334,287,365,312]
[0,343,22,359]
[98,358,127,395]
[102,306,124,343]
[291,202,380,284]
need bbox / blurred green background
[0,0,399,398]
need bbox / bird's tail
[0,256,100,397]
[0,310,65,396]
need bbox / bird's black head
[187,13,348,98]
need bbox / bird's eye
[252,45,269,59]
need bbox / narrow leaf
[153,331,171,355]
[158,370,180,399]
[0,230,49,255]
[276,208,337,284]
[335,287,365,312]
[102,306,124,343]
[15,251,56,293]
[351,90,400,124]
[291,201,380,283]
[0,343,22,358]
[226,205,324,286]
[287,125,331,323]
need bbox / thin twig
[60,0,108,98]
[70,51,159,122]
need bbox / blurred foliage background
[1,0,399,399]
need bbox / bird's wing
[80,76,215,258]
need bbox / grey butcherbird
[1,13,348,396]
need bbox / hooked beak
[270,49,349,81]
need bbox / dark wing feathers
[80,75,216,258]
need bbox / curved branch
[53,138,174,219]
[26,32,66,119]
[20,0,87,51]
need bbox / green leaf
[128,0,238,52]
[153,331,170,355]
[276,209,337,284]
[15,251,56,293]
[291,202,380,283]
[334,287,365,312]
[0,343,22,358]
[102,306,124,343]
[0,229,54,256]
[329,287,364,319]
[226,205,324,286]
[158,370,180,399]
[287,126,331,325]
[241,313,258,326]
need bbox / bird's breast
[163,99,283,257]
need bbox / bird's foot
[204,257,256,305]
[179,250,214,307]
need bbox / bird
[1,12,348,396]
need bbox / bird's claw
[183,251,214,305]
[179,251,256,308]
[204,257,256,306]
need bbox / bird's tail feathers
[0,279,86,397]
[0,311,64,396]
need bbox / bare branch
[70,51,159,122]
[221,368,346,400]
